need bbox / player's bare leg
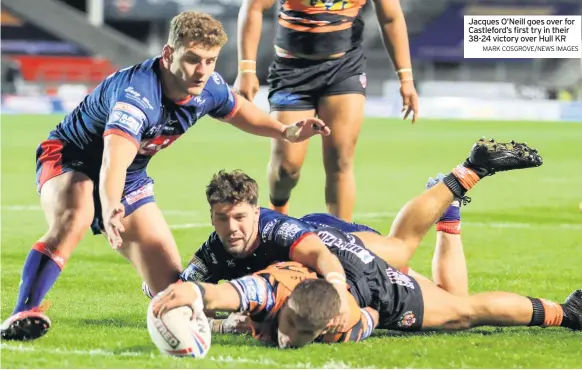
[317,94,365,222]
[426,174,468,296]
[267,109,315,215]
[416,277,582,332]
[1,172,95,341]
[432,232,468,297]
[357,139,543,271]
[390,139,542,256]
[354,182,454,271]
[117,203,183,295]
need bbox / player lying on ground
[0,11,335,342]
[154,139,581,348]
[236,0,419,221]
[147,138,541,326]
[205,172,472,335]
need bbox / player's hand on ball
[153,282,201,319]
[234,72,259,102]
[104,203,125,249]
[400,79,419,124]
[283,118,331,142]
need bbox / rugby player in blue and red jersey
[1,11,334,341]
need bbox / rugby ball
[146,297,211,358]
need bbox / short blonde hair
[168,11,227,49]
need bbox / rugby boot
[1,304,51,341]
[562,289,582,330]
[462,137,543,178]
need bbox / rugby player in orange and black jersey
[179,207,425,339]
[235,0,419,222]
[168,261,380,347]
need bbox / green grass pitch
[1,114,581,368]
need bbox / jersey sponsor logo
[308,0,360,11]
[110,111,142,135]
[276,222,302,241]
[261,220,277,241]
[211,72,224,85]
[385,267,415,290]
[138,135,181,156]
[193,96,206,105]
[181,257,210,282]
[123,87,154,110]
[109,102,146,135]
[316,230,375,264]
[123,183,154,205]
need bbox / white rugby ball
[146,298,211,358]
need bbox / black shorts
[373,266,425,331]
[267,47,367,112]
[318,226,424,331]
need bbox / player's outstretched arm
[372,0,418,122]
[153,281,241,318]
[234,0,275,101]
[100,134,138,249]
[223,96,330,142]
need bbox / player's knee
[269,159,302,184]
[449,301,475,330]
[324,145,355,175]
[46,207,92,242]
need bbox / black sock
[269,196,289,207]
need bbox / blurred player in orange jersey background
[234,0,419,221]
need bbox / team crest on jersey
[359,73,367,89]
[397,311,416,328]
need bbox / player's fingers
[404,105,413,121]
[294,119,307,128]
[107,230,121,249]
[112,219,125,234]
[306,118,330,136]
[409,95,419,124]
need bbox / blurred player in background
[155,139,581,348]
[235,0,419,221]
[0,11,331,342]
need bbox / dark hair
[288,279,340,329]
[206,170,259,206]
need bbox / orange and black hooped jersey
[275,0,369,56]
[228,261,378,344]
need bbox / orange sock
[540,299,564,327]
[451,165,481,190]
[529,297,564,327]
